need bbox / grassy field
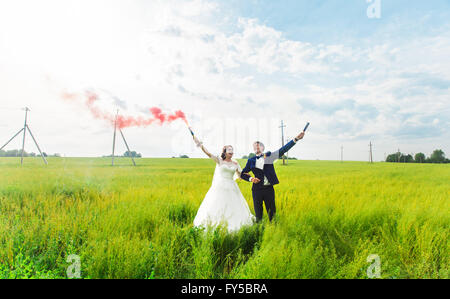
[0,157,448,279]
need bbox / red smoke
[61,90,187,129]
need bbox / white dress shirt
[249,139,297,184]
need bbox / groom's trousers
[252,185,275,222]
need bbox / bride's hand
[193,137,202,147]
[251,177,261,184]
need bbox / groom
[240,130,306,222]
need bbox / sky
[0,0,449,161]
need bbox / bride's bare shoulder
[230,160,239,166]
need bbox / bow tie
[256,155,264,159]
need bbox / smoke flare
[61,89,187,129]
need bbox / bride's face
[225,146,234,159]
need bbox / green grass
[0,157,448,279]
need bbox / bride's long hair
[221,145,233,160]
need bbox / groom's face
[253,142,264,154]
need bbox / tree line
[242,153,297,160]
[386,149,449,163]
[1,149,143,158]
[103,151,142,158]
[0,149,60,157]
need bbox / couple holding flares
[191,127,306,232]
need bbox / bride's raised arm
[193,136,220,164]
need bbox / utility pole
[111,110,137,167]
[0,107,47,165]
[369,142,373,163]
[285,137,290,165]
[20,107,29,165]
[119,129,136,166]
[279,120,286,165]
[341,145,343,163]
[112,110,118,166]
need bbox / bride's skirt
[194,179,255,232]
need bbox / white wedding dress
[194,157,255,232]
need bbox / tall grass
[0,157,448,278]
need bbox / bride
[192,136,256,232]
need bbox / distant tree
[280,155,296,160]
[414,153,426,163]
[248,153,256,159]
[386,153,399,163]
[179,155,189,159]
[18,149,28,157]
[242,155,248,159]
[430,149,445,163]
[124,151,142,158]
[386,151,416,163]
[399,154,413,163]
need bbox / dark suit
[240,140,297,221]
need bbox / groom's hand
[251,177,261,184]
[296,131,305,141]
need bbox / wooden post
[112,110,118,166]
[20,107,29,165]
[26,125,48,165]
[119,129,136,166]
[0,128,24,151]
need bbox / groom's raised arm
[266,131,305,163]
[277,139,297,158]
